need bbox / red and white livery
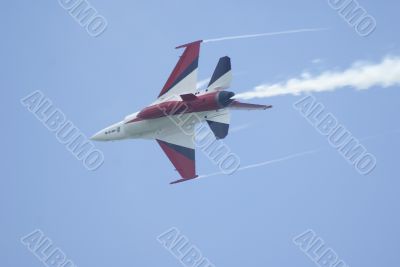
[91,40,271,184]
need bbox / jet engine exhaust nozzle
[217,91,235,107]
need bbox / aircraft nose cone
[90,131,107,141]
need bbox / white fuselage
[91,110,219,142]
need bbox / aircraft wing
[156,123,198,184]
[157,40,202,102]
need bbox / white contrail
[197,130,400,181]
[236,55,400,100]
[358,129,400,142]
[203,28,327,43]
[230,123,252,133]
[198,148,320,179]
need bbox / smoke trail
[236,56,400,100]
[203,28,327,43]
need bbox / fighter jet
[91,40,271,184]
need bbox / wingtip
[170,175,199,185]
[176,40,203,49]
[264,105,273,110]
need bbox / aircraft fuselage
[91,91,235,142]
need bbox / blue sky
[3,0,400,266]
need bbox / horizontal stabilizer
[206,110,230,139]
[229,101,272,110]
[207,121,229,140]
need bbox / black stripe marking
[158,140,195,160]
[208,56,231,87]
[163,58,199,95]
[207,120,229,139]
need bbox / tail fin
[207,56,232,91]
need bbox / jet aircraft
[91,40,271,184]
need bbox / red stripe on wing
[158,40,202,98]
[156,140,196,179]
